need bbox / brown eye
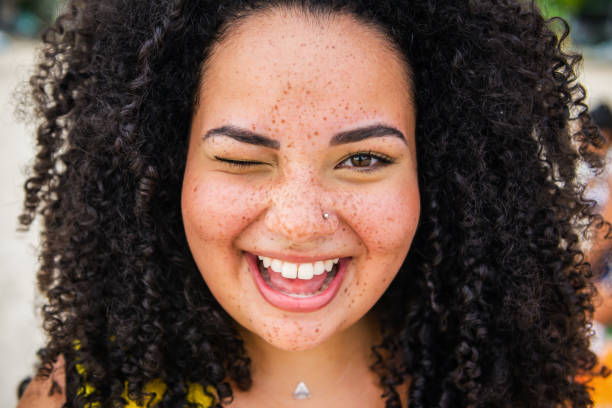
[351,154,372,167]
[335,151,394,172]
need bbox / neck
[231,312,388,407]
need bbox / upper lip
[245,251,347,263]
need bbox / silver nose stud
[322,212,330,220]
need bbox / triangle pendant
[293,381,312,400]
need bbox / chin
[258,326,332,352]
[237,309,343,352]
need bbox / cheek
[341,181,419,317]
[344,181,420,257]
[181,172,264,248]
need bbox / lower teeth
[257,260,338,297]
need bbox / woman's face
[182,9,419,351]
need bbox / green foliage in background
[537,0,612,19]
[17,0,61,24]
[537,0,586,19]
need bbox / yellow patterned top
[73,340,214,407]
[76,363,214,408]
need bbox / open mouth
[246,252,350,312]
[256,256,340,298]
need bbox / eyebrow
[204,126,281,149]
[203,124,406,148]
[329,125,406,146]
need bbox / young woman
[17,1,605,407]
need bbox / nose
[264,174,339,243]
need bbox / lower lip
[245,253,349,313]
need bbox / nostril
[263,205,338,242]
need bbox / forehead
[199,9,413,119]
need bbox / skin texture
[594,283,612,325]
[586,127,612,325]
[181,11,416,406]
[183,10,418,350]
[18,1,605,407]
[16,356,65,408]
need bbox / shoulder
[17,355,66,408]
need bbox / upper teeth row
[257,256,339,280]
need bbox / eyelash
[335,151,394,172]
[215,156,263,168]
[215,151,394,172]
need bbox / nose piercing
[322,212,330,220]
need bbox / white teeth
[281,262,298,279]
[256,255,341,280]
[270,259,283,273]
[262,256,271,268]
[313,261,325,275]
[297,263,314,280]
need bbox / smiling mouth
[256,256,340,298]
[246,252,350,312]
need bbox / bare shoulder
[17,355,66,408]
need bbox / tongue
[267,268,328,294]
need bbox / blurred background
[1,0,612,407]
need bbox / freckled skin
[182,8,418,360]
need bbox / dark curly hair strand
[21,0,605,407]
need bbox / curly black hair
[20,0,607,407]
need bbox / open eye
[335,152,394,172]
